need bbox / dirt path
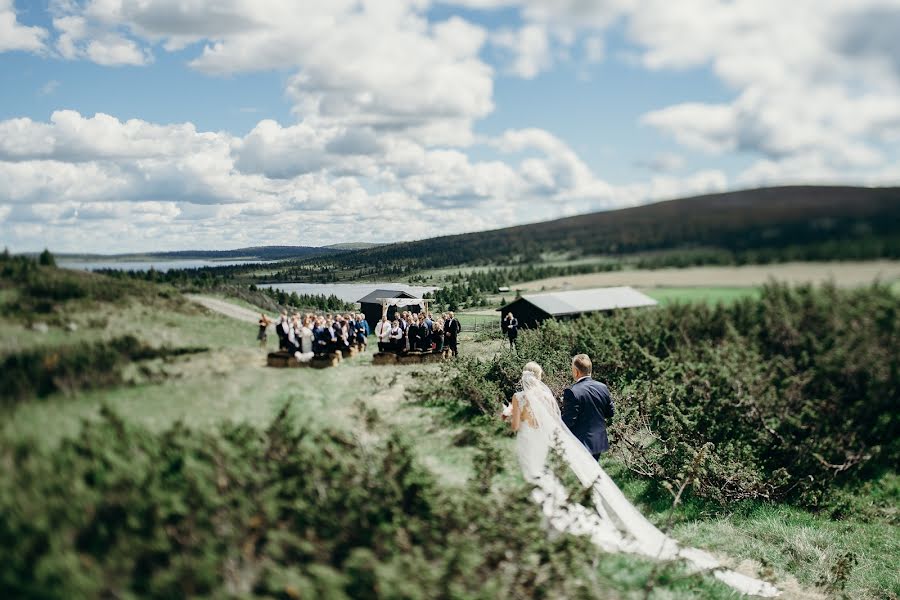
[186,294,269,324]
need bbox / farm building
[358,289,422,331]
[497,286,657,328]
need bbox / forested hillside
[312,186,900,272]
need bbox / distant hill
[57,246,342,262]
[323,242,384,251]
[312,186,900,271]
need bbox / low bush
[0,255,175,316]
[418,284,899,507]
[0,336,206,405]
[0,407,730,599]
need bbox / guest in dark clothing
[432,325,444,353]
[312,317,331,355]
[444,311,461,357]
[387,320,404,352]
[407,317,424,352]
[504,312,519,350]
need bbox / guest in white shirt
[375,316,391,352]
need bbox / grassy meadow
[2,257,898,598]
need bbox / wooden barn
[498,286,658,329]
[358,289,421,331]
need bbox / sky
[0,0,898,253]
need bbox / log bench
[267,351,310,368]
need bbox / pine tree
[38,248,55,267]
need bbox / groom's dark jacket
[561,376,614,456]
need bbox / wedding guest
[405,314,417,351]
[504,312,519,350]
[388,319,404,352]
[444,311,461,357]
[313,317,329,355]
[257,313,272,348]
[300,316,314,355]
[355,313,369,350]
[375,316,391,352]
[432,321,445,353]
[286,316,300,353]
[276,312,290,350]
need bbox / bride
[505,362,780,597]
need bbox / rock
[65,322,79,332]
[31,322,49,333]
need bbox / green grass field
[3,274,897,598]
[641,286,762,306]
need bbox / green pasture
[641,286,762,306]
[3,283,897,598]
[0,296,495,487]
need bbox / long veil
[518,372,780,597]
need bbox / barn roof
[501,287,657,316]
[357,289,416,304]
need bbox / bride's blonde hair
[522,361,543,380]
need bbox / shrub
[0,337,206,405]
[0,407,686,599]
[418,284,900,507]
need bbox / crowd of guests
[374,310,461,356]
[262,312,371,361]
[258,308,463,361]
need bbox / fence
[460,316,502,333]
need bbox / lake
[259,282,439,303]
[59,259,273,272]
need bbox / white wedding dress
[514,373,780,597]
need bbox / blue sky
[0,0,897,252]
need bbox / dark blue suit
[561,377,614,457]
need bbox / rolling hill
[56,245,341,262]
[311,186,900,271]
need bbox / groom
[561,354,614,460]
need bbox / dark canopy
[358,289,418,331]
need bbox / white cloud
[3,0,898,252]
[38,80,60,96]
[636,152,685,173]
[85,33,150,65]
[52,10,151,65]
[492,24,552,79]
[0,109,723,252]
[0,0,48,53]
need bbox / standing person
[312,317,329,355]
[407,314,423,352]
[388,319,404,353]
[276,312,290,350]
[299,316,314,355]
[375,316,390,352]
[356,313,370,350]
[444,311,461,357]
[257,313,272,348]
[504,312,519,350]
[561,354,614,461]
[432,319,445,353]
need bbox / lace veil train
[517,371,780,597]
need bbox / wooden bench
[310,353,341,369]
[267,351,310,368]
[372,352,398,365]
